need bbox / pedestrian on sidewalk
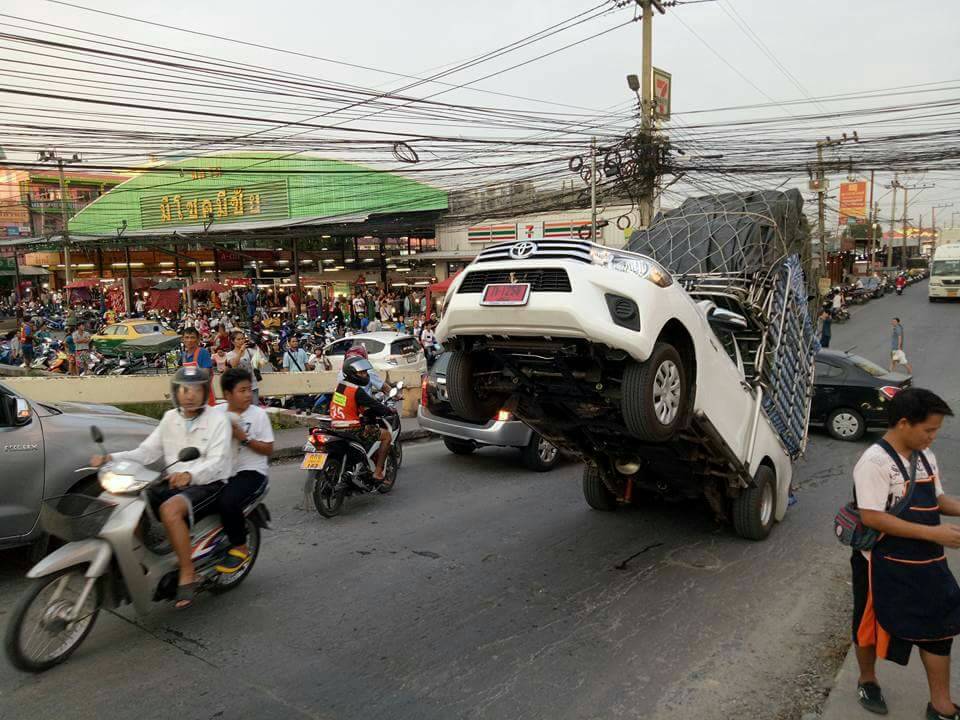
[819,309,832,349]
[851,387,960,719]
[890,317,914,374]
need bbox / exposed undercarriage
[449,335,754,519]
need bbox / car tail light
[879,386,901,401]
[496,409,511,422]
[421,375,429,406]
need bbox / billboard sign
[653,68,671,121]
[839,181,867,225]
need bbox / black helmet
[171,366,211,413]
[343,356,373,387]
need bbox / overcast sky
[9,0,960,229]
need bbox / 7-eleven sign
[653,67,671,121]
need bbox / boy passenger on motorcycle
[329,356,393,486]
[90,367,232,609]
[214,367,274,574]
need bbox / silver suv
[418,353,560,472]
[0,382,156,556]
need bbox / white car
[320,332,426,375]
[436,239,795,540]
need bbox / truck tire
[622,342,687,442]
[446,351,503,423]
[733,465,776,541]
[443,438,476,455]
[520,433,559,472]
[582,466,617,511]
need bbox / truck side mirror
[13,397,31,426]
[709,308,749,331]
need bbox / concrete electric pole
[886,175,899,268]
[38,150,82,285]
[813,133,858,283]
[932,203,953,249]
[899,182,935,266]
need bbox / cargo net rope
[628,189,818,458]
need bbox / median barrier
[2,367,426,417]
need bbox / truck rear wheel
[732,465,776,541]
[582,466,618,511]
[446,351,504,423]
[622,342,687,442]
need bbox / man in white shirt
[214,367,274,573]
[90,367,232,609]
[850,388,960,718]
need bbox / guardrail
[1,369,425,417]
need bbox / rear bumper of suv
[417,405,532,447]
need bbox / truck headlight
[590,247,673,287]
[100,471,148,495]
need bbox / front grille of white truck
[457,268,572,293]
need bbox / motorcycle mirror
[90,426,104,444]
[178,447,201,462]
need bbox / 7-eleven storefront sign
[543,220,592,240]
[468,223,517,243]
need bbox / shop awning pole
[292,238,301,311]
[124,246,133,316]
[13,250,21,301]
[213,247,220,281]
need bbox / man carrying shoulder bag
[844,388,960,719]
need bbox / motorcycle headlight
[100,471,149,495]
[590,247,673,287]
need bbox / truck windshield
[932,259,960,276]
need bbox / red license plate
[481,283,531,306]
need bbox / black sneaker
[857,682,888,715]
[926,703,960,720]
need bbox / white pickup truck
[437,191,816,540]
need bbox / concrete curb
[270,428,433,462]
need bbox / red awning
[187,281,229,293]
[428,271,461,294]
[64,278,101,289]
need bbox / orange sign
[839,181,867,225]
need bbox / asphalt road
[1,281,957,720]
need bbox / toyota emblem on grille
[509,241,537,259]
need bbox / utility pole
[886,175,899,267]
[813,133,858,284]
[590,136,598,243]
[633,0,665,228]
[899,181,935,266]
[38,150,81,285]
[932,203,953,249]
[870,201,880,270]
[867,169,875,268]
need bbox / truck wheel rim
[538,438,558,464]
[760,482,774,526]
[653,360,682,425]
[832,412,860,438]
[18,571,96,665]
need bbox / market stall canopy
[0,265,48,277]
[187,280,228,293]
[68,153,448,237]
[151,279,186,290]
[428,272,461,294]
[64,278,101,289]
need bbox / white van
[929,243,960,301]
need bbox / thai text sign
[139,180,289,229]
[839,181,867,225]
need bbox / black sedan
[810,349,912,441]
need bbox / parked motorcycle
[4,426,271,672]
[303,383,405,518]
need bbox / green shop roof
[68,153,448,236]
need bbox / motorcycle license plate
[481,283,531,306]
[301,453,328,470]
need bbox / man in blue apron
[852,388,960,719]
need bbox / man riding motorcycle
[329,356,393,484]
[91,367,232,609]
